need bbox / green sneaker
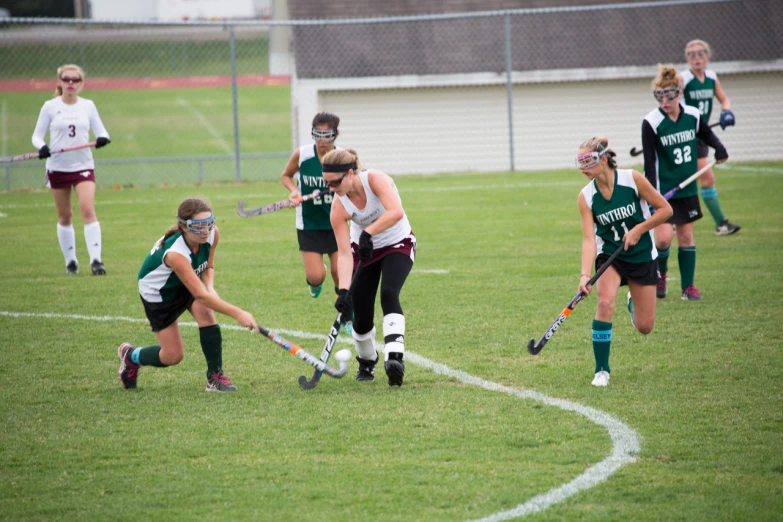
[308,283,322,298]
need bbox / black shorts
[667,195,702,225]
[297,229,337,254]
[596,254,659,287]
[696,140,709,159]
[140,285,194,332]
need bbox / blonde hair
[322,148,363,173]
[651,63,681,91]
[685,39,711,58]
[54,64,85,97]
[579,136,617,168]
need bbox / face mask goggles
[179,214,215,235]
[311,128,337,142]
[575,150,608,170]
[653,87,680,102]
[685,49,708,59]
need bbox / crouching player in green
[118,198,258,391]
[575,137,673,387]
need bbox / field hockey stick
[298,261,364,390]
[630,123,720,157]
[236,190,322,218]
[527,245,624,356]
[257,325,349,378]
[0,142,97,163]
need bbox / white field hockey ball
[335,349,352,362]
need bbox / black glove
[38,145,50,159]
[96,137,111,149]
[334,289,352,320]
[359,231,374,262]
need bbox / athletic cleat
[91,260,106,275]
[591,370,610,387]
[308,283,322,298]
[681,285,703,301]
[715,218,741,236]
[356,354,377,382]
[627,291,635,329]
[206,371,238,392]
[66,261,79,275]
[656,272,667,299]
[385,353,405,386]
[117,342,139,389]
[342,321,353,335]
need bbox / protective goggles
[311,128,337,142]
[178,214,215,235]
[653,87,680,102]
[685,49,708,59]
[575,150,607,170]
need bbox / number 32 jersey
[581,169,657,264]
[642,105,701,199]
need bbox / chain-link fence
[1,0,781,189]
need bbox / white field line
[175,96,233,155]
[0,212,6,218]
[1,309,639,520]
[412,268,449,274]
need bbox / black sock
[199,324,222,378]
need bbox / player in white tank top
[322,149,416,386]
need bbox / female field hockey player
[281,112,352,333]
[32,64,111,275]
[323,149,416,386]
[576,137,672,387]
[642,64,728,301]
[117,198,258,392]
[681,39,740,236]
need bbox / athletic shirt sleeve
[32,101,52,150]
[87,100,110,140]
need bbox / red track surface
[0,74,290,93]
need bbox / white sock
[352,326,377,361]
[84,221,102,263]
[57,223,77,265]
[383,313,405,361]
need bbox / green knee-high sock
[199,324,223,378]
[657,247,670,275]
[678,246,697,289]
[700,187,725,226]
[131,346,167,367]
[592,320,612,374]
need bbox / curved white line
[0,310,639,520]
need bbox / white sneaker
[591,370,610,387]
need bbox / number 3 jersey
[642,105,701,199]
[580,169,657,264]
[295,144,336,231]
[31,96,110,173]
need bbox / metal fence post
[229,26,241,182]
[504,13,515,172]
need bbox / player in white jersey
[323,149,416,386]
[31,64,111,276]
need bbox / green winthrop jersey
[681,69,718,121]
[137,229,214,303]
[580,169,657,264]
[295,144,336,231]
[643,105,701,199]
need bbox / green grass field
[0,35,270,80]
[1,163,781,520]
[2,85,291,189]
